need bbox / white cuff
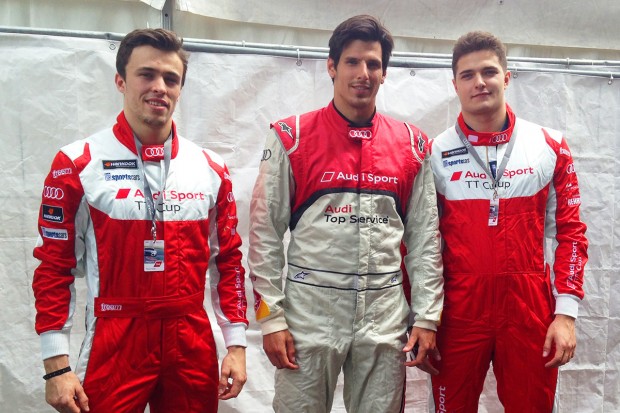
[259,316,289,336]
[555,294,580,319]
[221,322,248,348]
[40,330,71,360]
[412,319,438,332]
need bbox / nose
[357,62,370,80]
[151,75,166,93]
[474,72,485,88]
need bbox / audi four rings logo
[144,147,165,157]
[491,133,509,144]
[349,129,372,139]
[43,186,64,200]
[261,149,272,161]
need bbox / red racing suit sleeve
[248,129,292,335]
[204,149,249,347]
[543,131,588,317]
[32,147,89,360]
[402,128,444,330]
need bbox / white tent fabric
[1,31,617,413]
[2,0,620,59]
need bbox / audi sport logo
[348,129,372,139]
[490,133,509,144]
[43,186,64,200]
[143,146,165,158]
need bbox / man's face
[115,45,183,141]
[328,40,385,122]
[453,49,510,120]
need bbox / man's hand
[43,355,89,413]
[263,330,299,370]
[403,326,440,375]
[543,314,576,368]
[218,346,247,400]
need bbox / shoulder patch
[271,115,299,153]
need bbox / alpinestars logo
[277,121,293,139]
[417,131,425,153]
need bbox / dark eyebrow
[137,66,181,80]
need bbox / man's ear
[504,70,512,89]
[115,73,126,93]
[327,58,336,80]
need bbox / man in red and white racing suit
[249,15,443,413]
[33,29,248,413]
[429,31,588,412]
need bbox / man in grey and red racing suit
[249,100,444,412]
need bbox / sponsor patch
[41,204,64,223]
[52,168,72,178]
[41,227,68,240]
[104,173,141,181]
[443,158,470,167]
[442,147,468,158]
[102,160,138,170]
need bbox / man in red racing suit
[429,31,588,412]
[32,29,248,413]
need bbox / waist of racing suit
[94,291,204,319]
[286,263,403,291]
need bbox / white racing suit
[249,102,444,413]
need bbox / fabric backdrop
[0,30,617,413]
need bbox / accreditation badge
[488,198,499,227]
[144,240,165,272]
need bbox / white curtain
[1,29,616,413]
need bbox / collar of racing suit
[457,104,516,146]
[112,111,180,159]
[330,100,377,142]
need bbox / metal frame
[1,25,618,81]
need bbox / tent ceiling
[1,0,619,60]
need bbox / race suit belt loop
[94,291,204,319]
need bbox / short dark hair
[328,15,394,74]
[452,31,507,77]
[116,28,189,86]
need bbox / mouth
[145,98,169,109]
[472,91,491,99]
[351,83,371,94]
